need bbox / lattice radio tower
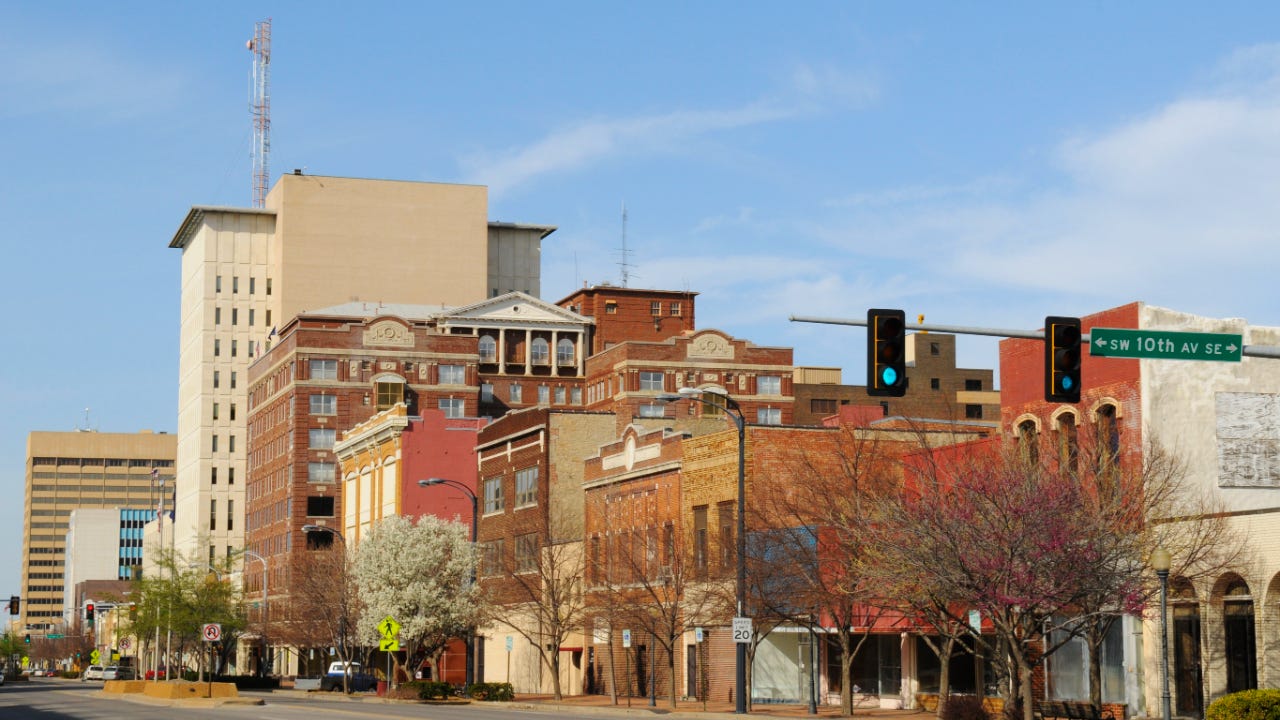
[248,19,272,208]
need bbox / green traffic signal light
[867,309,907,397]
[1045,316,1082,403]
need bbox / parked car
[319,661,378,692]
[102,666,136,680]
[82,665,104,681]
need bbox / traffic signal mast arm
[789,315,1280,359]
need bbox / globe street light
[418,477,479,687]
[658,386,748,714]
[1150,547,1172,720]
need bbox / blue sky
[5,2,1280,593]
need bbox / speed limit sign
[202,623,222,642]
[732,617,752,644]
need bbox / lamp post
[243,549,269,678]
[418,477,479,687]
[658,386,748,714]
[1150,548,1172,720]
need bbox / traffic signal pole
[789,315,1280,359]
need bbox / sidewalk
[503,693,931,719]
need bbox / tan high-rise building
[167,173,554,562]
[21,430,176,638]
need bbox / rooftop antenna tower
[248,19,272,208]
[617,201,635,287]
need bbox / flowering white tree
[353,514,481,685]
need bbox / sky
[6,2,1280,595]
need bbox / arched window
[557,338,575,366]
[530,338,550,365]
[1056,412,1078,476]
[1018,419,1039,465]
[1222,577,1258,693]
[478,335,497,363]
[1096,404,1120,475]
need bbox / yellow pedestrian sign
[379,638,400,652]
[89,650,100,665]
[378,615,401,639]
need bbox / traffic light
[867,309,908,397]
[24,635,30,644]
[7,595,17,615]
[1045,316,1082,403]
[85,603,95,625]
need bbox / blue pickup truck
[319,661,378,692]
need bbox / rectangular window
[651,301,662,316]
[483,476,504,514]
[557,340,574,366]
[230,371,237,389]
[211,467,217,485]
[438,398,464,418]
[310,359,338,380]
[214,339,220,357]
[966,379,983,391]
[306,496,335,517]
[931,378,941,390]
[230,403,236,421]
[249,277,256,294]
[266,309,271,326]
[266,278,272,295]
[571,387,582,405]
[638,404,666,418]
[211,435,219,453]
[717,501,735,571]
[227,467,234,485]
[213,371,220,389]
[308,462,336,483]
[810,398,837,415]
[310,394,336,415]
[232,308,238,326]
[693,506,708,574]
[757,375,782,395]
[480,383,494,403]
[480,540,503,577]
[966,404,983,419]
[232,276,239,294]
[249,309,255,326]
[756,408,781,425]
[376,381,403,409]
[515,467,538,509]
[639,371,664,391]
[515,533,538,573]
[509,384,523,403]
[670,302,681,316]
[554,386,566,405]
[212,403,219,421]
[229,435,235,453]
[209,499,217,531]
[537,385,550,405]
[605,301,617,314]
[227,500,234,531]
[215,307,221,325]
[439,364,465,385]
[231,340,238,357]
[309,428,336,450]
[215,275,222,293]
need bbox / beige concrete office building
[167,173,553,564]
[21,430,175,638]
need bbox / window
[215,275,222,293]
[480,384,494,403]
[515,533,538,573]
[554,386,566,405]
[537,385,550,405]
[670,302,681,317]
[232,308,238,326]
[439,364,465,385]
[571,387,582,405]
[640,371,664,391]
[605,301,617,314]
[700,392,725,416]
[230,372,237,389]
[215,307,221,325]
[509,383,523,403]
[230,403,236,421]
[306,496,335,517]
[810,398,837,415]
[757,375,781,395]
[1096,404,1120,475]
[307,462,336,483]
[227,467,234,485]
[227,500,234,531]
[530,338,550,365]
[231,340,238,357]
[478,335,497,362]
[212,435,219,453]
[438,398,464,418]
[309,428,335,450]
[266,309,271,326]
[931,378,941,390]
[757,408,781,425]
[965,405,983,419]
[483,476,503,514]
[717,501,734,571]
[249,309,255,326]
[214,339,220,357]
[213,371,220,389]
[930,342,940,356]
[515,467,537,508]
[311,359,338,380]
[1018,420,1039,465]
[651,301,662,316]
[965,379,983,391]
[310,394,336,415]
[376,380,403,410]
[211,467,217,484]
[249,277,255,294]
[480,540,503,577]
[557,338,575,366]
[232,276,239,293]
[1058,414,1079,476]
[693,506,708,574]
[212,403,219,421]
[265,278,272,295]
[229,435,235,453]
[639,404,666,418]
[209,499,217,531]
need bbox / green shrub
[399,680,452,700]
[1206,689,1280,720]
[943,695,993,720]
[467,682,514,701]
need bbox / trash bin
[377,680,388,696]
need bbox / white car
[82,665,104,681]
[101,666,136,680]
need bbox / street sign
[89,650,100,664]
[47,634,63,640]
[379,638,400,652]
[505,636,513,652]
[622,629,632,648]
[1090,327,1242,362]
[695,627,704,643]
[732,617,752,644]
[120,638,131,649]
[202,623,222,642]
[377,615,401,639]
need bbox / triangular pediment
[439,291,592,327]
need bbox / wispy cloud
[0,37,184,121]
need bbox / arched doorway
[1219,576,1257,694]
[1171,577,1203,718]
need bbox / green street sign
[1090,327,1242,362]
[47,634,63,640]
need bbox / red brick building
[557,285,698,354]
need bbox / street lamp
[658,385,748,714]
[243,550,269,678]
[301,524,345,546]
[1151,548,1172,720]
[418,477,479,687]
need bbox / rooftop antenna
[248,19,272,208]
[77,407,94,433]
[617,201,636,287]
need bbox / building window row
[215,274,271,295]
